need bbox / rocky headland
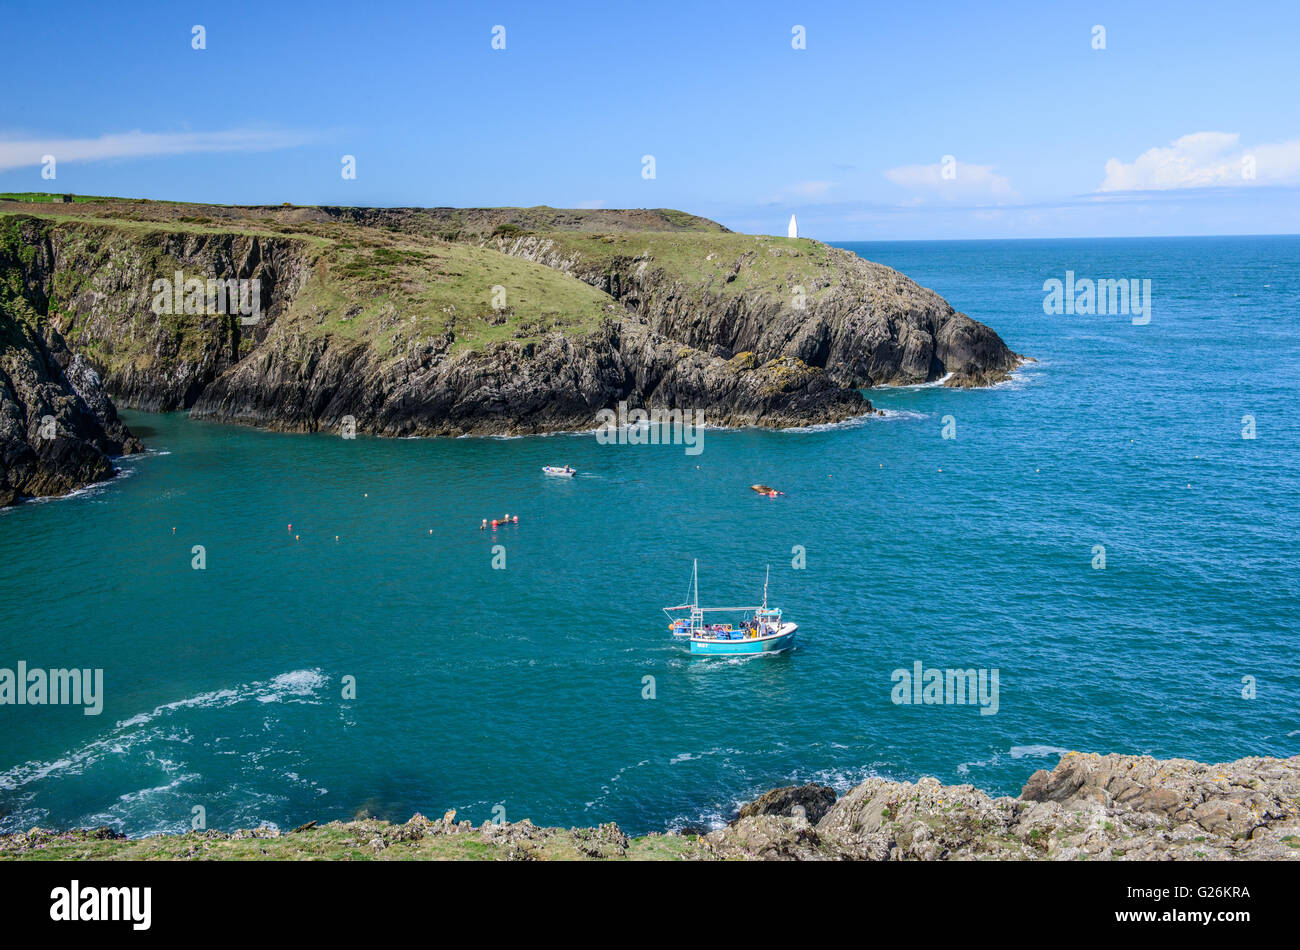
[0,195,1022,505]
[3,752,1295,861]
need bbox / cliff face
[2,216,314,412]
[0,220,141,506]
[0,198,1024,499]
[191,319,866,437]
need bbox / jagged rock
[1,218,141,505]
[703,752,1300,861]
[707,814,831,861]
[570,822,630,859]
[736,783,836,824]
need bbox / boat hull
[688,623,797,656]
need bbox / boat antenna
[763,564,769,610]
[692,558,699,608]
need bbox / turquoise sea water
[2,236,1297,836]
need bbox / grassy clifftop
[0,817,706,861]
[0,202,621,377]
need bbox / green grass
[0,192,110,203]
[280,235,616,360]
[526,230,837,303]
[0,825,713,861]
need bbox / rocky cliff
[0,196,1022,502]
[484,231,1020,389]
[0,218,141,506]
[2,752,1295,861]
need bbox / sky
[2,0,1298,240]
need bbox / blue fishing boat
[664,561,797,656]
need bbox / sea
[2,235,1297,836]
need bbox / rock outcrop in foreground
[709,752,1300,860]
[3,753,1296,861]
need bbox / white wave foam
[994,358,1047,390]
[1010,744,1070,759]
[781,407,925,433]
[116,773,199,804]
[0,669,327,792]
[878,372,955,391]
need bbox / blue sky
[2,0,1298,239]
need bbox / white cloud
[882,161,1016,203]
[1099,132,1300,191]
[0,128,314,172]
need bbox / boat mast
[691,559,702,632]
[763,564,769,610]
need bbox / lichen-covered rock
[706,814,831,861]
[705,752,1300,861]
